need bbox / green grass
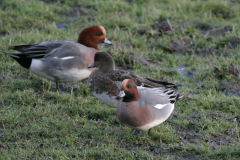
[1,0,240,159]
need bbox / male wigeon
[88,52,176,108]
[4,25,112,91]
[116,79,184,131]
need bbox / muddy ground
[1,0,240,159]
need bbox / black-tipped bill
[88,63,95,68]
[116,90,125,99]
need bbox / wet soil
[38,0,59,3]
[0,31,7,37]
[212,6,236,19]
[164,109,239,157]
[146,127,238,159]
[229,0,240,5]
[228,63,240,76]
[112,51,157,68]
[55,3,96,30]
[214,63,240,96]
[132,29,159,38]
[144,17,234,56]
[151,17,172,34]
[194,22,213,31]
[199,26,233,37]
[176,67,198,79]
[126,53,157,67]
[0,71,12,79]
[117,65,133,71]
[149,40,189,54]
[216,38,240,49]
[218,81,240,96]
[53,79,89,94]
[163,40,187,54]
[67,3,96,17]
[196,48,235,57]
[2,1,240,159]
[56,23,68,30]
[134,17,173,38]
[227,38,240,49]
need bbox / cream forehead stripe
[121,79,129,88]
[99,25,106,35]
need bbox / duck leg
[133,129,141,134]
[56,80,60,91]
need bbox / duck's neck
[100,61,115,73]
[122,91,140,102]
[78,39,99,50]
[101,66,115,73]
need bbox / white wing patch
[154,103,167,109]
[54,56,75,60]
[60,56,75,60]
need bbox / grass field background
[1,0,240,159]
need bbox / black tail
[4,52,32,69]
[164,89,184,104]
[176,92,184,101]
[9,44,35,51]
[8,44,49,58]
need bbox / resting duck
[4,25,112,91]
[88,52,176,108]
[116,79,184,131]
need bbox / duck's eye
[127,85,131,88]
[96,32,103,36]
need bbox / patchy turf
[1,0,240,159]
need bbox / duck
[4,25,112,91]
[88,52,176,108]
[116,79,184,131]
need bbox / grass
[1,0,240,159]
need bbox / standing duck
[88,52,176,108]
[4,25,112,91]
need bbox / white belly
[29,59,91,82]
[57,68,91,82]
